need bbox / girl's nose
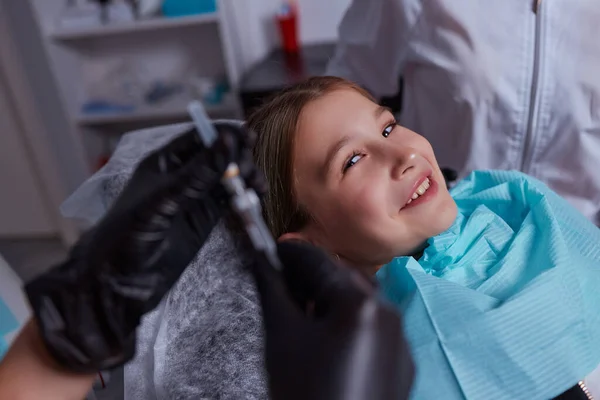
[390,148,418,180]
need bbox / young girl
[249,76,600,399]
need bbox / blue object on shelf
[162,0,217,17]
[81,100,136,115]
[203,81,228,105]
[144,82,183,104]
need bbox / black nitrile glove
[25,122,265,373]
[252,241,415,400]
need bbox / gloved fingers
[179,152,225,201]
[175,191,224,250]
[140,124,254,220]
[214,120,257,149]
[111,150,225,265]
[136,121,250,179]
[276,241,335,308]
[146,136,228,207]
[137,128,205,174]
[251,252,306,330]
[143,153,227,242]
[234,124,269,196]
[208,122,268,197]
[238,147,268,197]
[211,122,256,170]
[277,241,375,318]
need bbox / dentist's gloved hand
[25,122,265,373]
[252,241,415,400]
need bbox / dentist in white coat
[328,0,600,224]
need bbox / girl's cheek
[350,182,387,217]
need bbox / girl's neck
[339,241,429,275]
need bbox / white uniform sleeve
[586,364,600,399]
[326,0,422,98]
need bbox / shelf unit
[28,0,277,171]
[52,10,239,133]
[51,12,220,40]
[75,93,236,127]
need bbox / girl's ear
[279,223,324,247]
[278,231,314,244]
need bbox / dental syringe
[187,101,282,271]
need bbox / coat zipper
[521,0,544,172]
[527,6,592,399]
[579,380,594,400]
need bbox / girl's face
[285,89,457,269]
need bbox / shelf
[51,13,219,41]
[75,96,236,127]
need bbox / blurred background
[0,0,354,282]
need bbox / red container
[277,6,299,53]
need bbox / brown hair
[248,76,375,239]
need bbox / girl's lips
[400,176,438,211]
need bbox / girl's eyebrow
[321,135,350,179]
[375,105,391,119]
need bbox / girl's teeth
[408,178,431,204]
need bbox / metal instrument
[187,101,282,270]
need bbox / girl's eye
[382,123,396,138]
[343,153,362,172]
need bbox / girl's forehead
[298,91,379,140]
